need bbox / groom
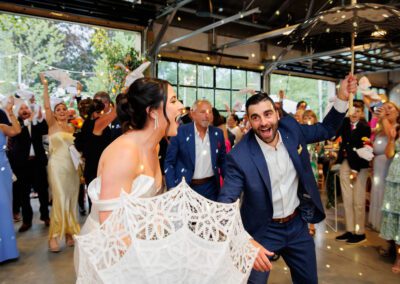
[218,75,356,283]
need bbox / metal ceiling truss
[276,43,400,78]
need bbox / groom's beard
[253,122,279,145]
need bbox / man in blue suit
[218,76,357,283]
[165,99,226,200]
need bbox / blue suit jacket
[164,122,227,189]
[218,107,345,237]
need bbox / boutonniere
[297,144,303,155]
[361,137,372,147]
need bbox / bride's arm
[98,142,140,224]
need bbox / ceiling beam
[214,24,298,51]
[159,7,261,49]
[148,8,177,57]
[178,7,271,30]
[275,42,388,65]
[267,0,295,24]
[156,0,194,19]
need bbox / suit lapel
[188,123,196,168]
[280,128,303,176]
[208,126,217,169]
[248,132,272,199]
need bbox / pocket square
[297,144,303,154]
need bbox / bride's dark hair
[117,77,170,134]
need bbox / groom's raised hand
[250,239,274,272]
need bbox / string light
[1,53,100,76]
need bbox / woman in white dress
[75,78,268,283]
[79,77,183,233]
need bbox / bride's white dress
[75,175,258,284]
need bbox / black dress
[77,118,112,186]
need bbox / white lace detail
[75,179,258,284]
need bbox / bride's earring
[154,114,159,129]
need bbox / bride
[78,77,182,233]
[75,77,271,283]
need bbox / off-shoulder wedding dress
[74,175,257,284]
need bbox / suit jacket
[0,109,10,125]
[336,117,371,171]
[218,107,346,237]
[164,122,227,189]
[8,119,48,167]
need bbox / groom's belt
[272,209,299,224]
[190,176,214,186]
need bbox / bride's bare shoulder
[98,137,140,173]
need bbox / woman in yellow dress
[40,74,80,252]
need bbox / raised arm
[385,128,397,159]
[93,106,117,135]
[40,73,55,127]
[0,97,21,137]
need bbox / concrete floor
[0,199,399,284]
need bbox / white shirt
[255,98,348,218]
[23,120,35,157]
[255,132,300,218]
[192,124,214,179]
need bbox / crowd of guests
[0,76,399,274]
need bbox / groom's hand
[250,239,274,272]
[338,74,357,101]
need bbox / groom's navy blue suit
[218,106,346,284]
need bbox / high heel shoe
[49,238,61,253]
[66,234,74,247]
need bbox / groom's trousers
[248,214,317,284]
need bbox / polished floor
[0,199,399,284]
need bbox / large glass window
[198,88,214,105]
[198,65,213,88]
[157,61,262,113]
[179,63,196,86]
[158,61,177,84]
[270,74,336,120]
[232,70,246,90]
[216,67,231,89]
[178,86,196,108]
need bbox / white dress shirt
[256,133,300,218]
[192,124,214,179]
[24,120,35,157]
[255,98,348,218]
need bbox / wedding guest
[335,100,371,244]
[8,98,50,232]
[380,120,400,273]
[77,93,116,212]
[212,107,232,152]
[227,113,243,145]
[40,73,80,252]
[165,100,226,201]
[369,102,399,231]
[0,97,21,263]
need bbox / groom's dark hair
[245,92,276,113]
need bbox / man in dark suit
[8,99,50,232]
[164,99,226,201]
[335,100,371,244]
[218,76,356,284]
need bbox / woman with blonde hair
[369,101,399,231]
[40,74,80,252]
